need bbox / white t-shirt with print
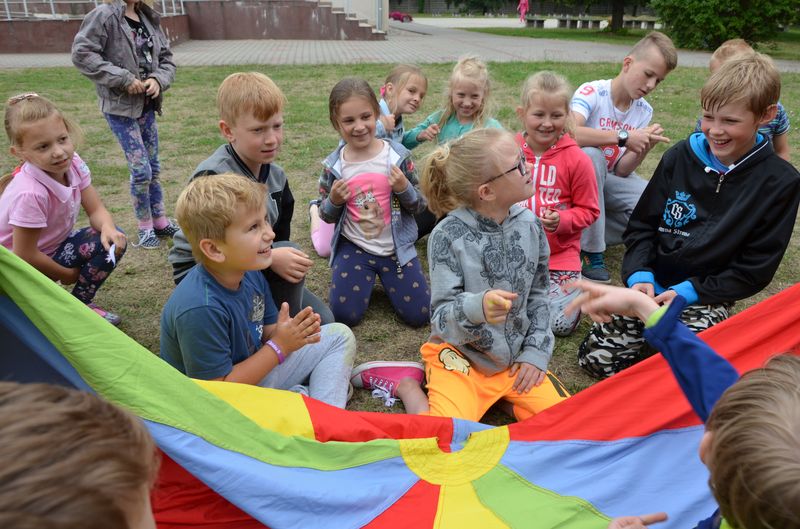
[571,79,653,170]
[340,141,395,256]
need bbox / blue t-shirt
[160,265,279,379]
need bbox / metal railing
[3,0,184,21]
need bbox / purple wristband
[267,339,285,364]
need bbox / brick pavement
[1,22,799,72]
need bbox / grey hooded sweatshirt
[427,206,554,375]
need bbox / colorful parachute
[1,246,798,529]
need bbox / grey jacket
[427,206,554,375]
[317,139,425,266]
[168,145,294,283]
[72,0,176,118]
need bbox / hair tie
[380,85,386,97]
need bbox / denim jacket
[72,0,176,118]
[317,139,425,267]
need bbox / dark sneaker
[134,228,160,249]
[581,251,610,283]
[154,219,180,239]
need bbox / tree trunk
[610,0,625,32]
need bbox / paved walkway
[2,21,799,72]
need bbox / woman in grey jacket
[72,0,177,248]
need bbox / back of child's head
[701,51,780,117]
[216,72,286,126]
[628,31,678,73]
[383,64,427,100]
[328,77,380,130]
[705,354,800,529]
[710,39,753,72]
[175,173,266,261]
[519,70,576,137]
[2,93,83,194]
[0,381,158,529]
[441,55,493,127]
[421,127,517,217]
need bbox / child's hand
[329,179,351,206]
[654,289,678,305]
[417,124,440,143]
[100,226,127,254]
[379,113,396,132]
[388,165,410,194]
[143,78,161,98]
[631,282,655,298]
[566,280,660,324]
[126,78,146,95]
[270,246,312,283]
[540,209,560,232]
[509,362,545,394]
[273,303,322,355]
[483,289,517,324]
[607,512,668,529]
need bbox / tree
[651,0,799,50]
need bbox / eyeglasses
[484,150,528,185]
[7,93,39,105]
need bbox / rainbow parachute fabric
[1,245,799,529]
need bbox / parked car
[389,11,413,22]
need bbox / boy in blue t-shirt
[160,174,355,408]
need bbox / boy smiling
[578,52,800,378]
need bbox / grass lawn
[1,61,798,419]
[467,27,800,62]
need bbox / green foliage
[651,0,799,50]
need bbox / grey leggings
[258,322,356,408]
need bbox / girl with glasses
[388,128,569,421]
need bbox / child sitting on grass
[568,280,800,529]
[578,52,800,379]
[355,128,570,420]
[160,174,355,408]
[0,93,127,325]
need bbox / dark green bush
[651,0,799,50]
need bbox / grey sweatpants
[580,147,649,253]
[258,322,356,408]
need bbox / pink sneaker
[87,303,121,326]
[350,361,424,398]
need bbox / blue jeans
[104,110,166,226]
[51,227,126,304]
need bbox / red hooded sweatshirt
[515,132,600,271]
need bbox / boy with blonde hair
[695,40,791,161]
[571,31,677,282]
[0,381,159,529]
[569,281,800,529]
[578,52,800,378]
[168,72,333,323]
[161,174,355,407]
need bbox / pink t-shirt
[0,153,91,256]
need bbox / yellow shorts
[420,342,570,422]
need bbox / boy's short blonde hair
[706,354,800,529]
[701,51,780,116]
[711,39,753,65]
[629,31,678,72]
[216,72,287,126]
[175,173,267,263]
[0,382,158,528]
